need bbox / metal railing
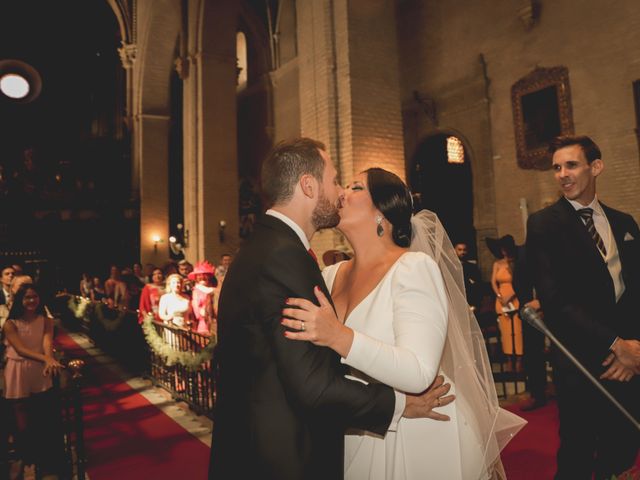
[148,322,215,416]
[60,295,216,418]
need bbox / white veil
[410,210,526,479]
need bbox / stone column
[138,114,171,265]
[296,0,405,260]
[182,0,239,263]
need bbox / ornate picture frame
[511,66,574,170]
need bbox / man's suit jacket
[526,197,640,374]
[0,289,8,306]
[209,215,395,480]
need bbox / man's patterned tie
[577,208,607,257]
[308,248,318,263]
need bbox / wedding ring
[437,398,441,407]
[301,321,305,332]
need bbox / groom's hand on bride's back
[403,375,455,421]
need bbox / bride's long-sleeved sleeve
[342,253,449,393]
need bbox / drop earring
[376,215,384,237]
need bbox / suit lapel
[257,214,336,309]
[556,198,606,267]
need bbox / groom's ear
[299,174,316,199]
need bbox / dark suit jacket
[526,197,640,374]
[0,289,8,306]
[209,215,395,480]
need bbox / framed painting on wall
[511,66,574,170]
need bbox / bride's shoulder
[392,251,440,279]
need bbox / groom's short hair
[261,137,326,206]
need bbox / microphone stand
[520,306,640,432]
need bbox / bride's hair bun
[365,168,413,248]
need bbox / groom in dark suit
[209,138,449,480]
[526,135,640,479]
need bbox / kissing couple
[209,138,525,480]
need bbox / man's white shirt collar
[266,209,311,250]
[566,195,604,217]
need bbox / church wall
[396,0,640,273]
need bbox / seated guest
[138,268,165,324]
[188,261,217,336]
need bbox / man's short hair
[549,135,602,164]
[261,138,327,206]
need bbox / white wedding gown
[323,251,489,480]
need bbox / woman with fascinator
[282,168,525,479]
[188,261,217,336]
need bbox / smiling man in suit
[526,135,640,479]
[209,138,450,480]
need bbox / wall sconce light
[152,234,162,254]
[219,220,227,243]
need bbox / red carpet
[55,331,211,480]
[502,401,560,479]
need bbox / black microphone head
[520,305,547,334]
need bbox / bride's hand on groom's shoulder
[281,287,354,358]
[403,375,455,421]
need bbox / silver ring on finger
[300,321,305,332]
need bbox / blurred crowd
[76,254,234,337]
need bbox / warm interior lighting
[0,73,30,99]
[236,31,248,90]
[151,234,161,243]
[446,136,465,164]
[169,236,177,243]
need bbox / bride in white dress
[282,168,525,479]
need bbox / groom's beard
[312,191,340,230]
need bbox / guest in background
[79,273,92,298]
[158,274,192,329]
[0,266,15,306]
[188,261,217,336]
[215,253,233,287]
[133,263,148,285]
[104,265,128,308]
[90,277,106,302]
[488,234,523,372]
[138,268,165,324]
[3,283,65,478]
[321,249,352,267]
[121,267,143,311]
[454,241,482,311]
[177,260,194,296]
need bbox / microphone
[520,306,640,431]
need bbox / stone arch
[408,129,476,252]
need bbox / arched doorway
[409,133,475,252]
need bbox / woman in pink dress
[3,283,64,474]
[188,261,217,336]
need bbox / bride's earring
[376,215,384,237]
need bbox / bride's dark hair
[365,168,412,247]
